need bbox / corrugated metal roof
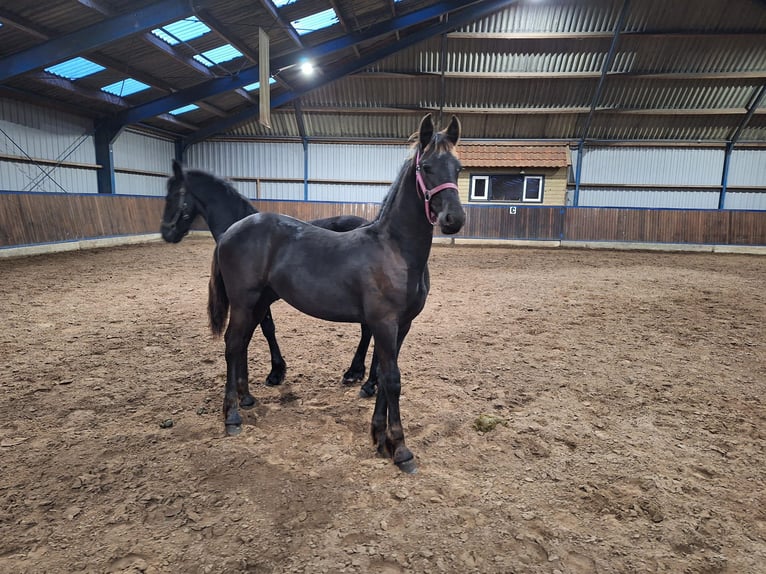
[0,0,765,143]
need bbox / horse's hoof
[396,458,418,474]
[225,424,242,436]
[359,383,376,398]
[240,395,256,409]
[265,373,285,387]
[342,370,364,385]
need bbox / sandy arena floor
[1,238,764,573]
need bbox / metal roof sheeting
[0,0,765,144]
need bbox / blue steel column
[573,141,585,207]
[94,123,120,194]
[719,142,733,210]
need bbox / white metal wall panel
[232,180,258,199]
[260,181,303,201]
[0,98,94,165]
[0,98,96,193]
[308,183,389,203]
[580,147,725,186]
[308,143,407,182]
[0,164,98,194]
[113,130,174,174]
[115,172,167,197]
[579,187,720,209]
[724,192,766,211]
[186,140,304,179]
[728,149,766,187]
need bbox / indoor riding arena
[1,2,765,574]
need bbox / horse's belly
[269,272,363,324]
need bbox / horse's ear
[172,159,184,180]
[418,113,434,149]
[445,115,461,146]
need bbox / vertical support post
[94,123,120,194]
[573,141,585,207]
[174,139,186,164]
[302,138,309,201]
[719,141,733,210]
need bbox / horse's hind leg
[342,324,372,385]
[223,300,264,435]
[359,350,378,398]
[259,308,287,387]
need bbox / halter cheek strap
[415,150,459,225]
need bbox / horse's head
[415,114,466,235]
[161,160,197,243]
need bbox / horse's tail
[208,246,229,337]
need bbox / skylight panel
[44,57,105,80]
[290,8,339,35]
[193,44,243,67]
[152,17,210,45]
[243,77,277,91]
[272,0,297,6]
[168,104,199,115]
[101,78,150,97]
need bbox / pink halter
[415,150,459,225]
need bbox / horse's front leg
[223,305,260,435]
[259,308,287,387]
[370,323,415,473]
[342,324,371,385]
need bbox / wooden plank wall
[0,193,164,247]
[1,193,764,248]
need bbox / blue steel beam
[578,0,630,142]
[183,0,518,146]
[0,0,194,83]
[107,0,490,129]
[720,83,766,208]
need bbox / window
[290,8,339,35]
[469,174,545,203]
[193,45,243,67]
[45,57,105,80]
[168,104,199,115]
[101,78,150,97]
[152,17,210,45]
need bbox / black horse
[208,114,465,473]
[160,161,379,396]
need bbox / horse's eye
[422,164,432,174]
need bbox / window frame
[469,173,546,204]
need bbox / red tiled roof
[458,143,570,168]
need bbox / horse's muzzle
[160,222,185,243]
[438,209,465,235]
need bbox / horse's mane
[373,130,457,223]
[185,169,257,213]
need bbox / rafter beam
[328,0,360,58]
[107,0,491,129]
[0,0,194,83]
[282,104,766,116]
[354,70,766,81]
[448,30,766,40]
[184,0,519,146]
[728,83,766,144]
[578,0,630,142]
[196,8,258,62]
[258,0,303,49]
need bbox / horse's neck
[194,184,256,241]
[376,166,434,269]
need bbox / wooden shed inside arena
[0,0,765,252]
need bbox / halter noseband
[415,149,459,225]
[166,184,192,229]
